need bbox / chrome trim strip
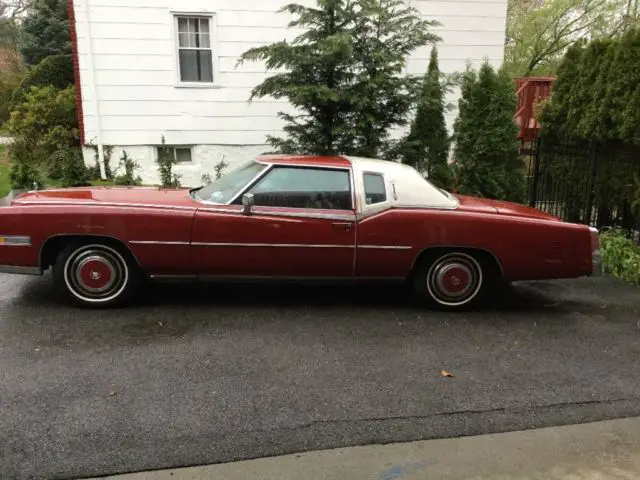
[357,245,412,250]
[0,235,32,246]
[12,200,196,211]
[0,265,42,275]
[191,242,354,249]
[129,240,190,246]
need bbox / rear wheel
[53,242,140,308]
[412,251,490,310]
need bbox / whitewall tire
[413,251,490,310]
[53,242,139,308]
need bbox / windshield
[194,161,267,204]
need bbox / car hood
[454,194,560,221]
[12,186,197,208]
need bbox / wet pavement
[1,273,639,480]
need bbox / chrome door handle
[332,222,353,231]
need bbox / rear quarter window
[363,173,387,205]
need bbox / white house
[69,0,509,186]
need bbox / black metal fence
[526,137,640,240]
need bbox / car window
[195,161,267,204]
[363,173,387,205]
[244,166,352,210]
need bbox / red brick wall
[66,0,86,146]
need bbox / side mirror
[242,193,255,215]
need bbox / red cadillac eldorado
[0,154,601,310]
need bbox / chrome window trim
[227,163,355,211]
[0,235,32,246]
[197,206,355,222]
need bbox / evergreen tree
[399,46,452,189]
[238,0,438,156]
[18,0,71,66]
[347,0,440,157]
[452,61,525,202]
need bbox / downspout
[80,0,106,179]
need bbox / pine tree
[347,0,440,157]
[452,61,525,202]
[400,46,452,189]
[18,0,72,66]
[237,0,439,156]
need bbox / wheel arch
[409,245,504,280]
[40,234,141,271]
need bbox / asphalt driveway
[1,273,639,480]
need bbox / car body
[0,154,601,309]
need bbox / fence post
[529,137,542,208]
[585,143,597,226]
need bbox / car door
[191,164,356,278]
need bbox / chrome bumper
[589,227,602,276]
[0,265,42,275]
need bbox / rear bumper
[589,227,602,276]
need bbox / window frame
[155,145,194,165]
[172,12,219,88]
[362,171,388,206]
[232,164,355,211]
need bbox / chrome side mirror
[242,193,255,215]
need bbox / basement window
[157,146,193,164]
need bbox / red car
[0,155,601,310]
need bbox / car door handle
[332,222,353,231]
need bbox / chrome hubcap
[64,246,129,303]
[426,254,483,306]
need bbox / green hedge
[10,54,74,108]
[600,230,640,286]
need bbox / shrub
[113,150,143,186]
[57,147,91,187]
[451,61,525,202]
[86,142,115,180]
[600,229,640,286]
[156,136,181,188]
[6,84,79,188]
[9,140,44,190]
[10,54,74,108]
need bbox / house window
[176,16,214,83]
[240,166,353,210]
[363,173,386,205]
[157,146,193,164]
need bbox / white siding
[74,0,507,184]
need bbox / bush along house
[69,0,510,186]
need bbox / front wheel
[53,242,140,308]
[412,251,489,310]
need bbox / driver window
[243,166,352,210]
